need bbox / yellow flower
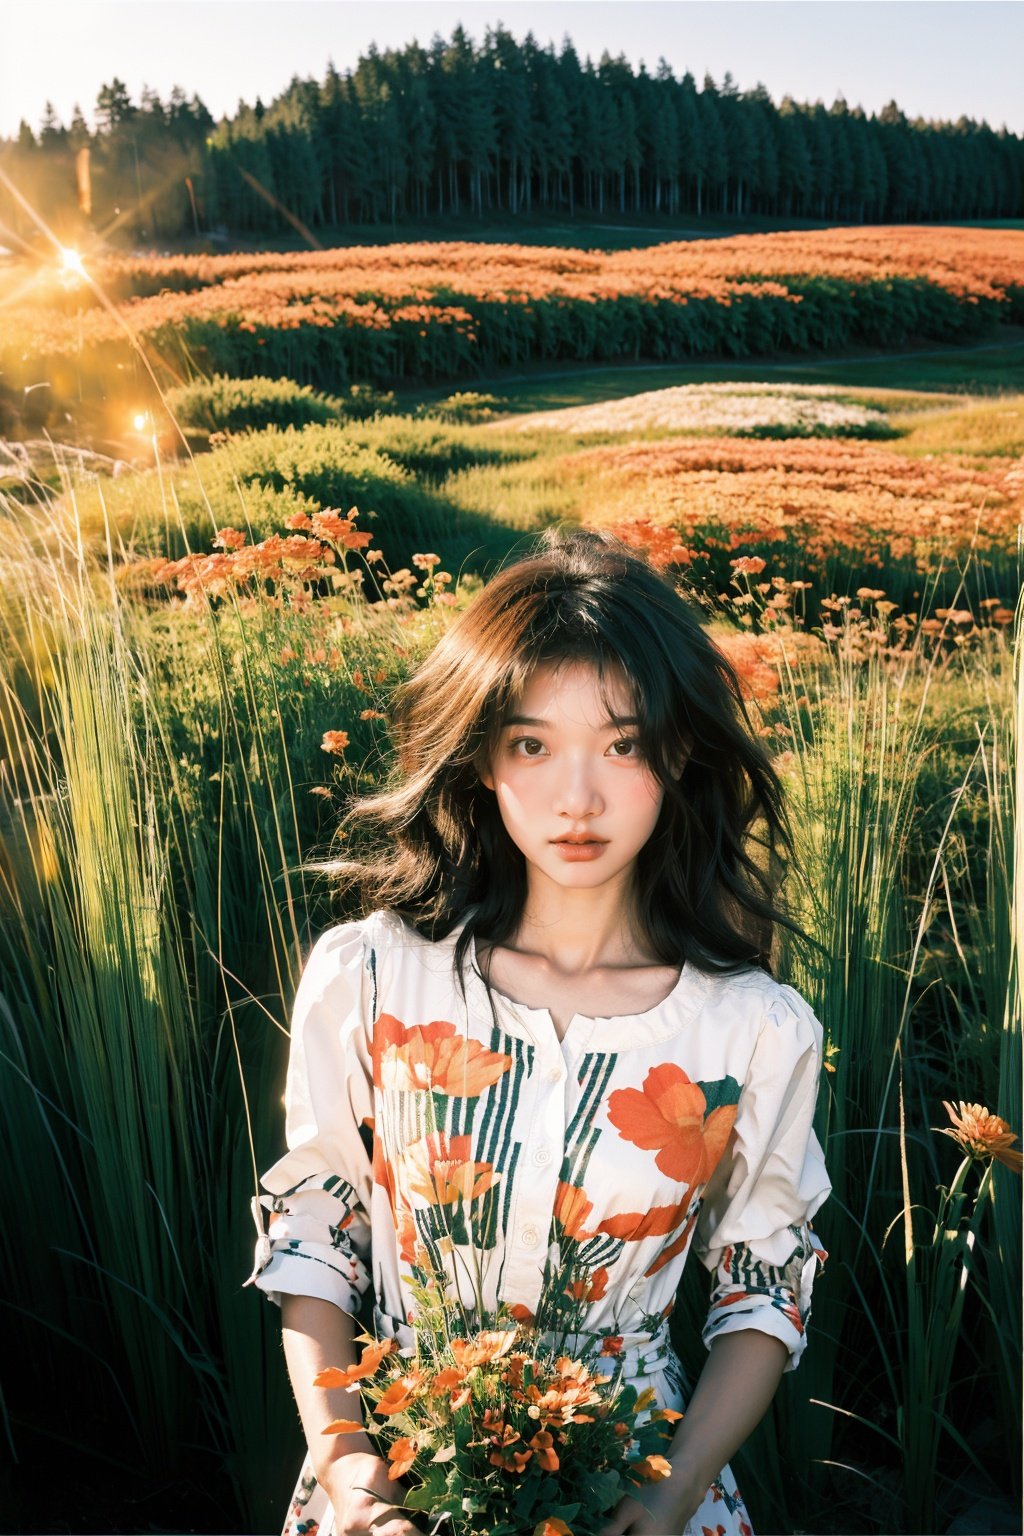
[938,1101,1023,1173]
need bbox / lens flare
[132,412,148,432]
[59,247,85,278]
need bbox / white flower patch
[502,383,888,436]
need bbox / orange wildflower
[607,1064,737,1186]
[450,1329,519,1368]
[313,1337,398,1389]
[938,1101,1023,1172]
[387,1436,418,1480]
[630,1453,673,1481]
[321,730,350,755]
[374,1372,426,1416]
[428,1366,467,1395]
[529,1429,560,1471]
[534,1521,573,1536]
[320,1418,366,1435]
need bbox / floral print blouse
[245,906,831,1536]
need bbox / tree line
[3,23,1022,245]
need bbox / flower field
[3,226,1022,408]
[1,227,1022,1536]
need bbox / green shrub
[162,374,398,437]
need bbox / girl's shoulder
[333,906,462,971]
[698,962,823,1042]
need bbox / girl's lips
[551,840,608,860]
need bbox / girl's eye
[508,737,545,756]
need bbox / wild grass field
[0,225,1022,1536]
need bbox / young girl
[244,526,832,1536]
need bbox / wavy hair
[323,525,817,1010]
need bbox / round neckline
[467,928,690,1029]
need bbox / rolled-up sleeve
[243,915,378,1315]
[692,982,832,1373]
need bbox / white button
[546,1067,562,1083]
[533,1146,552,1167]
[521,1224,540,1247]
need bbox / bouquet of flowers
[313,1270,680,1536]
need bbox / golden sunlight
[58,246,85,279]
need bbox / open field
[1,227,1021,1535]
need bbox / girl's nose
[553,761,604,817]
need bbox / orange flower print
[553,1179,597,1239]
[402,1132,502,1208]
[564,1265,609,1302]
[597,1200,690,1242]
[607,1064,737,1186]
[372,1014,513,1096]
[643,1205,702,1277]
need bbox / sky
[3,0,1023,141]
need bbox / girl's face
[479,659,685,899]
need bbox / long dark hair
[324,525,817,1002]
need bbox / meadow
[0,225,1022,1535]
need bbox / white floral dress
[245,907,831,1536]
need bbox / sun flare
[58,246,85,279]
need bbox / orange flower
[374,1373,426,1416]
[387,1436,418,1480]
[450,1328,519,1367]
[508,1302,536,1325]
[320,1417,365,1435]
[313,1338,398,1389]
[938,1101,1023,1172]
[600,1335,624,1356]
[529,1430,560,1471]
[554,1180,596,1239]
[607,1064,737,1186]
[630,1453,673,1481]
[534,1521,573,1536]
[402,1132,502,1208]
[321,729,350,755]
[428,1366,467,1395]
[372,1014,512,1096]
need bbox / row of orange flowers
[6,226,1020,358]
[586,435,1024,576]
[82,225,1024,304]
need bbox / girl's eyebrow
[503,713,640,727]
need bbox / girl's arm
[599,1330,789,1535]
[280,1294,418,1536]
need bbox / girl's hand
[324,1450,420,1536]
[598,1461,704,1536]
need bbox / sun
[58,247,86,278]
